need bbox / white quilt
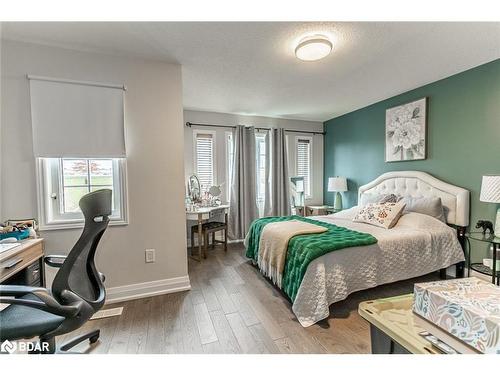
[291,207,465,327]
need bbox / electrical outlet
[145,249,155,263]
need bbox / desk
[186,205,229,261]
[0,238,45,286]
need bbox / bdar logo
[1,340,16,354]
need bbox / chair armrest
[0,285,81,318]
[44,255,67,268]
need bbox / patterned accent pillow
[379,193,403,204]
[353,201,407,229]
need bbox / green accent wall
[324,59,500,260]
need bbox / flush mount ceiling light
[295,35,333,62]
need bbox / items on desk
[0,223,31,241]
[186,174,225,210]
[0,219,38,240]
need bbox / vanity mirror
[188,175,201,203]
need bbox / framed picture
[385,97,427,162]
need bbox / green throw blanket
[245,216,377,301]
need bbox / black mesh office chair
[0,189,112,354]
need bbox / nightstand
[306,205,336,216]
[465,232,500,285]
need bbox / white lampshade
[328,177,347,192]
[295,180,304,193]
[480,175,500,203]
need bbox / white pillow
[353,201,406,229]
[400,196,446,223]
[359,193,383,207]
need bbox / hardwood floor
[62,243,440,354]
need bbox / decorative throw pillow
[379,193,403,204]
[400,196,446,223]
[359,193,402,206]
[353,201,406,229]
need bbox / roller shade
[29,76,126,158]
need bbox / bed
[246,171,470,327]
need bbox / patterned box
[413,277,500,354]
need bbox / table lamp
[328,176,348,211]
[480,175,500,235]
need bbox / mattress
[290,207,465,327]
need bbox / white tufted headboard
[358,171,470,227]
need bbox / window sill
[39,219,128,231]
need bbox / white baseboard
[105,275,191,304]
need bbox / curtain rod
[185,122,324,135]
[27,75,127,91]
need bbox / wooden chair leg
[191,228,195,255]
[224,228,228,252]
[203,232,208,259]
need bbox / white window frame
[36,158,129,230]
[192,129,217,192]
[295,136,313,199]
[255,133,267,205]
[225,131,234,203]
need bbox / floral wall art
[385,98,427,162]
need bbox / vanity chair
[0,189,112,354]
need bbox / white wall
[184,110,324,205]
[1,40,188,299]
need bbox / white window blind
[195,133,215,192]
[296,138,312,197]
[29,76,125,158]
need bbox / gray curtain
[228,125,259,240]
[264,128,291,217]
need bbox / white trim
[36,157,129,230]
[27,74,126,91]
[105,275,191,304]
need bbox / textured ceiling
[2,22,499,121]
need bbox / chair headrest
[79,189,112,219]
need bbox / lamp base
[334,192,343,211]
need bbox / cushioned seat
[0,294,65,341]
[192,221,225,231]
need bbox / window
[194,131,216,193]
[37,158,128,230]
[256,133,267,203]
[226,132,234,202]
[296,137,312,198]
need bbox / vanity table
[186,205,229,261]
